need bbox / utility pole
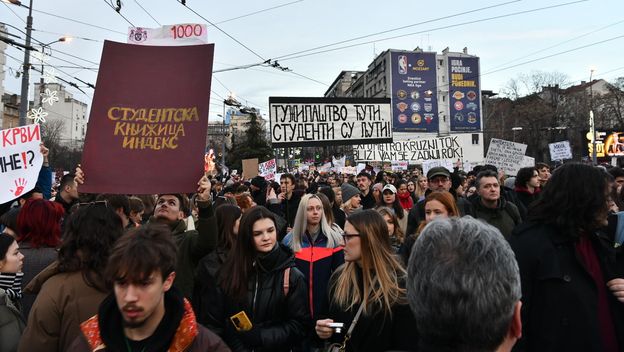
[590,69,597,165]
[18,0,34,126]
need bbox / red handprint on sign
[10,178,27,197]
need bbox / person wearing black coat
[315,210,417,352]
[509,163,624,352]
[198,207,310,352]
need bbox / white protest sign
[269,97,392,147]
[484,138,527,176]
[128,24,208,46]
[341,166,357,175]
[319,162,332,173]
[520,156,535,168]
[391,161,409,171]
[422,159,454,176]
[332,155,346,168]
[258,159,277,181]
[549,141,572,161]
[356,163,366,174]
[354,135,469,163]
[0,124,43,203]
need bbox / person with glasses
[315,210,416,352]
[19,203,124,352]
[406,167,474,236]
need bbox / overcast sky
[2,0,623,122]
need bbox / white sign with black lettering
[422,159,454,176]
[484,138,527,176]
[549,140,572,161]
[354,135,467,163]
[269,97,392,147]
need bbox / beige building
[33,82,88,148]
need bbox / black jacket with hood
[200,243,310,352]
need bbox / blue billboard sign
[448,56,481,131]
[390,51,438,132]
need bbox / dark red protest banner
[80,41,214,194]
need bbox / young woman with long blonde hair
[315,210,416,352]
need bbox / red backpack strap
[283,267,291,296]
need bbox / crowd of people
[1,147,624,351]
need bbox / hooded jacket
[283,230,344,319]
[0,283,25,352]
[71,288,230,352]
[201,243,310,352]
[18,263,108,352]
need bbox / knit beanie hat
[341,183,360,204]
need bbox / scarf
[397,191,414,210]
[0,272,23,301]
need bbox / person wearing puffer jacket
[198,206,310,352]
[0,233,25,352]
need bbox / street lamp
[38,37,69,107]
[511,126,523,142]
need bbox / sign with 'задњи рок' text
[269,97,392,147]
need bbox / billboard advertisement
[587,131,624,158]
[448,56,481,132]
[390,51,438,133]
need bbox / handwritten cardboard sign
[0,124,43,203]
[269,97,392,147]
[80,41,214,194]
[259,158,277,181]
[549,140,572,161]
[484,138,527,176]
[242,158,259,180]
